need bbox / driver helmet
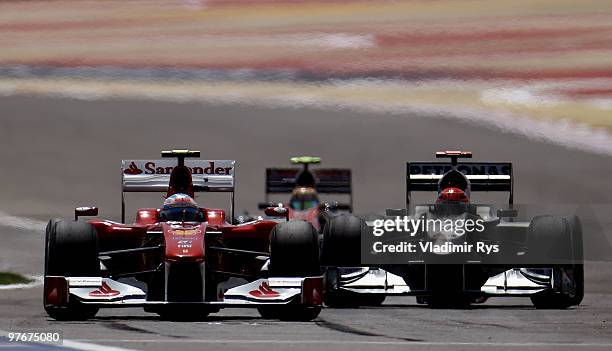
[436,187,469,204]
[160,193,202,222]
[289,187,319,211]
[435,187,469,215]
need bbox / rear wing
[406,162,513,206]
[121,159,235,222]
[265,168,352,205]
[265,168,351,194]
[122,160,235,192]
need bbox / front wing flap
[327,267,411,295]
[330,267,555,296]
[47,276,323,307]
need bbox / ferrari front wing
[44,275,323,308]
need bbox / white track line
[70,339,612,347]
[62,340,139,351]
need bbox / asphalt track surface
[1,95,612,350]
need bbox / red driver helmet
[436,187,469,204]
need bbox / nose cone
[163,223,205,262]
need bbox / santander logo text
[123,161,233,176]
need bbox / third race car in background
[257,156,352,231]
[321,151,584,308]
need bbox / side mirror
[75,206,98,220]
[497,209,518,218]
[264,206,289,219]
[258,202,276,210]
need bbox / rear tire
[530,290,572,309]
[260,221,321,321]
[566,216,584,306]
[320,215,362,267]
[321,215,372,308]
[269,221,320,277]
[44,219,100,320]
[528,216,584,309]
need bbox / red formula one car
[43,150,323,321]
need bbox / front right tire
[258,221,321,321]
[320,215,382,308]
[528,215,584,309]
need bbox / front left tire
[44,219,100,320]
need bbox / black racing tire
[257,305,321,321]
[320,215,372,308]
[530,288,575,309]
[264,221,321,321]
[269,221,320,277]
[320,215,362,267]
[528,215,584,309]
[44,219,100,321]
[566,216,584,306]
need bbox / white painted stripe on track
[70,339,612,347]
[62,340,139,351]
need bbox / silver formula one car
[321,151,584,308]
